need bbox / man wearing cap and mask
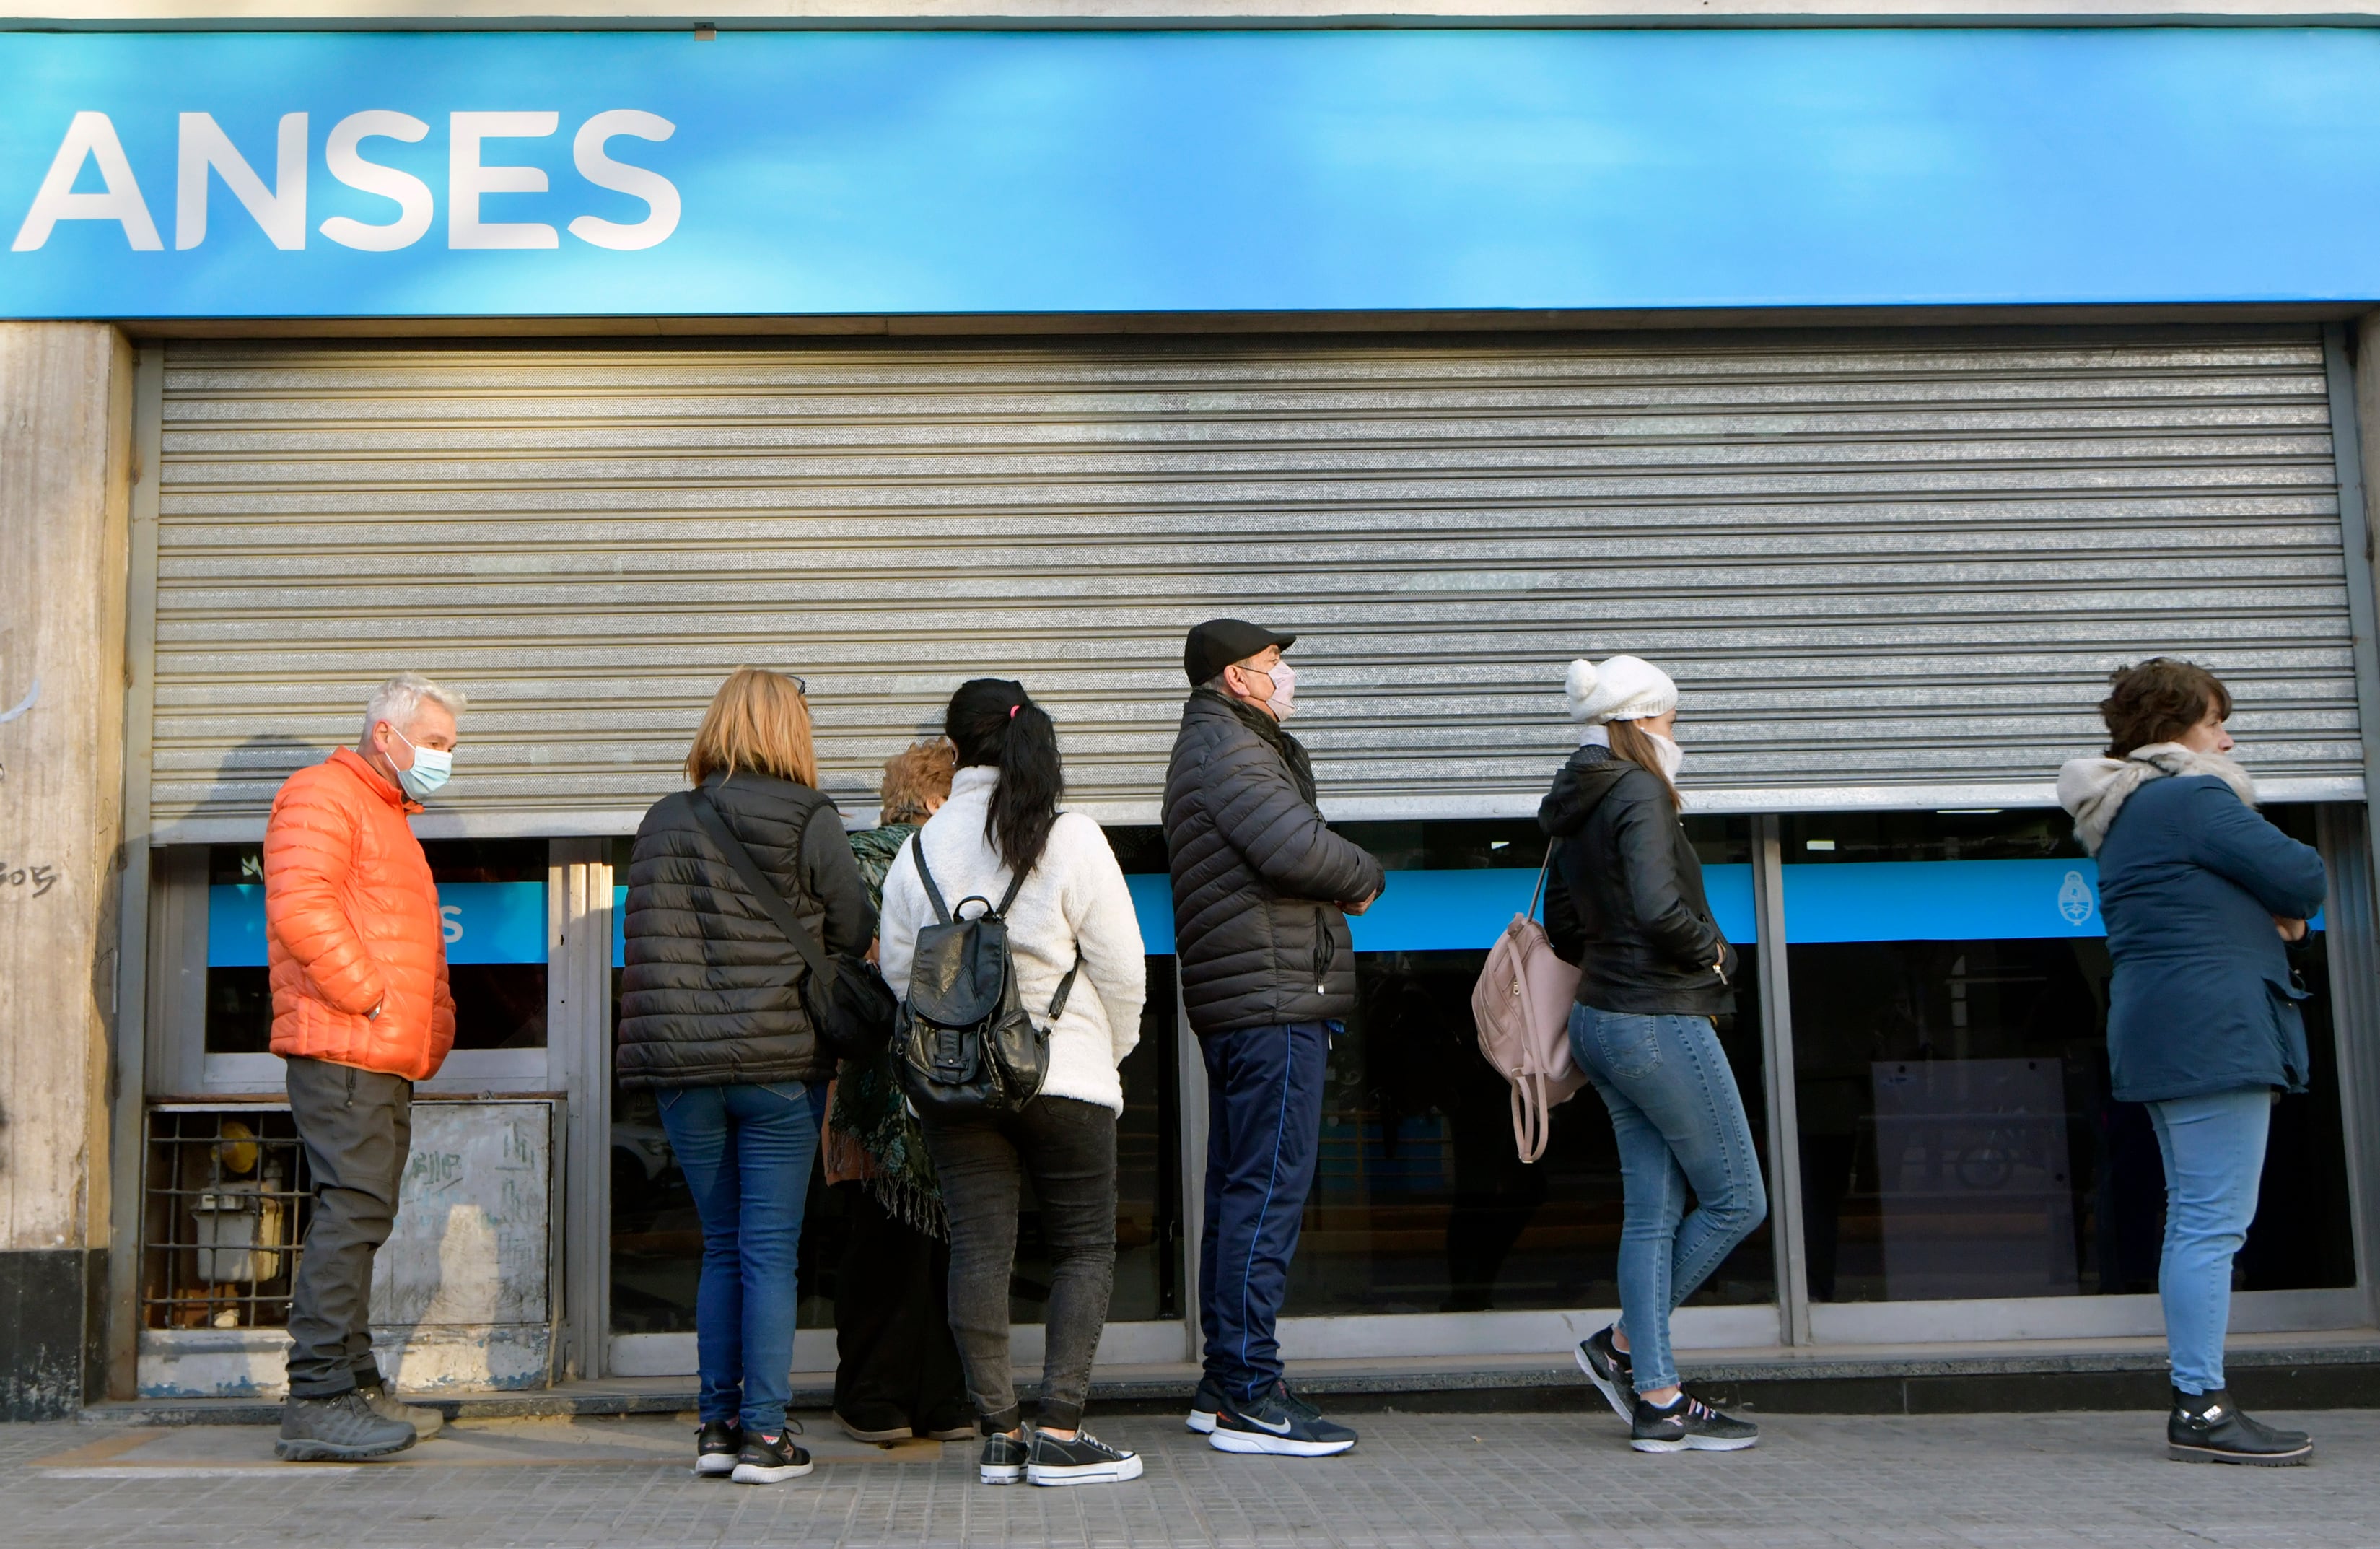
[261,673,464,1461]
[1164,620,1385,1457]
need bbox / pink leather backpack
[1470,856,1587,1162]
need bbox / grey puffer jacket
[618,769,876,1088]
[1163,689,1385,1037]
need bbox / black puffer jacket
[1541,745,1738,1018]
[1163,689,1386,1037]
[618,770,876,1088]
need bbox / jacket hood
[2057,742,2257,855]
[1539,744,1637,837]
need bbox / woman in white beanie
[1541,655,1766,1454]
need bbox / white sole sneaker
[694,1453,738,1478]
[1630,1433,1759,1454]
[981,1461,1025,1485]
[1028,1452,1145,1486]
[1207,1428,1356,1458]
[731,1459,815,1483]
[1185,1408,1218,1435]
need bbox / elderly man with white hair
[262,673,465,1461]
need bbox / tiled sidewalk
[5,1407,2374,1548]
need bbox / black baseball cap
[1184,619,1295,687]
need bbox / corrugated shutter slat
[151,328,2360,839]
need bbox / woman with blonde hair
[620,668,875,1486]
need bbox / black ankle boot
[2167,1387,2312,1466]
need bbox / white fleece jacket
[878,767,1147,1114]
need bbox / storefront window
[1276,819,1773,1317]
[1786,808,2355,1304]
[608,829,1184,1336]
[202,840,549,1054]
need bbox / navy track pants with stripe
[1199,1021,1331,1405]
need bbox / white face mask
[390,725,454,801]
[1266,661,1298,718]
[1644,730,1684,784]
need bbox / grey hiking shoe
[276,1390,416,1461]
[356,1377,442,1439]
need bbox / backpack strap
[1046,955,1081,1022]
[994,867,1028,917]
[1525,850,1555,924]
[686,786,836,992]
[986,863,1077,1021]
[911,839,954,925]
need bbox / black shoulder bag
[685,787,898,1064]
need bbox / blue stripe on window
[1781,858,2321,944]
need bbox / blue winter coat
[2096,774,2327,1104]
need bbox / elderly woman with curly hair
[2060,658,2327,1467]
[824,738,974,1445]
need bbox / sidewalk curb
[84,1342,2380,1426]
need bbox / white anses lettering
[10,108,680,253]
[320,111,434,252]
[568,110,680,251]
[450,111,559,250]
[178,112,308,251]
[11,111,162,251]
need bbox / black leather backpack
[893,843,1075,1120]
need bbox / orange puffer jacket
[263,747,456,1081]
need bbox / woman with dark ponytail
[877,679,1149,1488]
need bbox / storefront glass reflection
[1280,819,1774,1317]
[1786,808,2355,1304]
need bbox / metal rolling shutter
[149,326,2361,839]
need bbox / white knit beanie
[1565,655,1679,725]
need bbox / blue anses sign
[7,29,2380,319]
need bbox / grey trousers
[918,1094,1118,1434]
[284,1055,413,1398]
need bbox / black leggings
[919,1095,1118,1433]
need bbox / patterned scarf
[828,824,946,1236]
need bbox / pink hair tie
[1009,704,1020,719]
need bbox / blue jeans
[1568,1003,1766,1394]
[1199,1023,1332,1405]
[2148,1088,2273,1396]
[655,1080,826,1436]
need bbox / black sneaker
[274,1390,417,1462]
[1631,1392,1759,1454]
[1209,1380,1357,1457]
[694,1419,742,1477]
[979,1431,1029,1485]
[1575,1327,1637,1423]
[2168,1388,2312,1466]
[730,1430,813,1483]
[1027,1428,1144,1486]
[1186,1373,1228,1435]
